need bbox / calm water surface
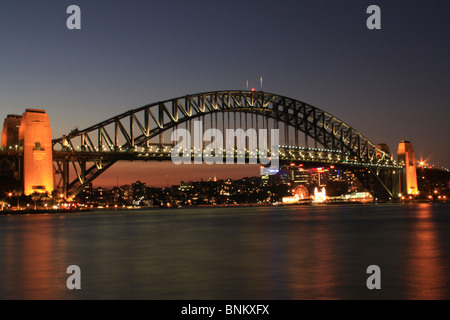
[0,203,449,300]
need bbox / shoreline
[0,199,447,215]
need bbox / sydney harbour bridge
[0,90,406,199]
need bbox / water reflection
[0,204,449,299]
[406,204,447,299]
[287,214,338,299]
[1,215,69,299]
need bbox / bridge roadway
[50,146,400,169]
[1,147,401,199]
[0,146,400,169]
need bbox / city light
[313,187,327,203]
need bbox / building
[119,184,133,204]
[94,187,107,206]
[309,167,329,187]
[78,183,94,204]
[132,180,147,203]
[290,164,309,185]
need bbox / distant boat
[344,192,374,203]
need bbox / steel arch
[52,90,394,197]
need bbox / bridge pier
[1,110,54,196]
[351,166,399,200]
[397,141,419,195]
[62,159,69,198]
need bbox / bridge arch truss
[52,91,396,197]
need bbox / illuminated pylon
[18,109,54,195]
[1,114,21,149]
[397,140,418,195]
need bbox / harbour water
[0,202,449,300]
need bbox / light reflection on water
[0,203,449,299]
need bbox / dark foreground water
[0,202,449,300]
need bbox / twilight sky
[1,0,449,187]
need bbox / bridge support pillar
[18,109,54,196]
[62,159,69,198]
[397,140,419,195]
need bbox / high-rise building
[132,180,147,200]
[78,183,93,203]
[309,167,329,187]
[289,164,309,185]
[119,184,133,204]
[94,187,107,206]
[397,140,418,195]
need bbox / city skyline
[1,1,449,187]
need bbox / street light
[7,193,12,210]
[7,192,20,211]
